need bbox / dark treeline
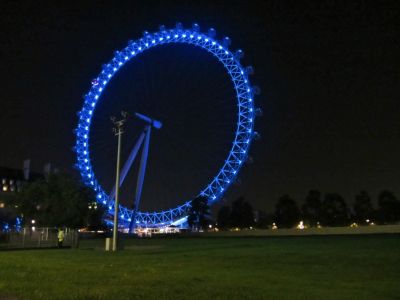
[217,190,400,230]
[0,173,105,231]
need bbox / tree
[321,193,348,226]
[87,201,107,231]
[14,173,101,228]
[217,206,231,230]
[302,190,322,227]
[274,195,300,228]
[353,191,374,224]
[376,190,400,224]
[187,196,210,231]
[254,210,273,229]
[230,196,254,228]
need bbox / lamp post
[111,111,128,251]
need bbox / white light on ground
[296,221,305,230]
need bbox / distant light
[151,40,155,44]
[124,56,128,60]
[212,41,216,45]
[182,34,186,38]
[94,95,99,99]
[219,46,222,49]
[118,62,122,66]
[159,37,163,41]
[131,51,136,55]
[296,221,305,230]
[138,47,142,50]
[108,74,112,78]
[145,43,149,47]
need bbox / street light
[110,111,128,251]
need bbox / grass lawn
[0,235,399,299]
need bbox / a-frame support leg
[129,125,152,233]
[108,130,146,200]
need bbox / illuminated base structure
[74,22,260,230]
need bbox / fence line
[198,224,400,237]
[0,227,78,250]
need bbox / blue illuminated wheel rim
[75,23,257,226]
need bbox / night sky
[1,1,399,213]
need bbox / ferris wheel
[74,23,260,228]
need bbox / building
[0,165,43,208]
